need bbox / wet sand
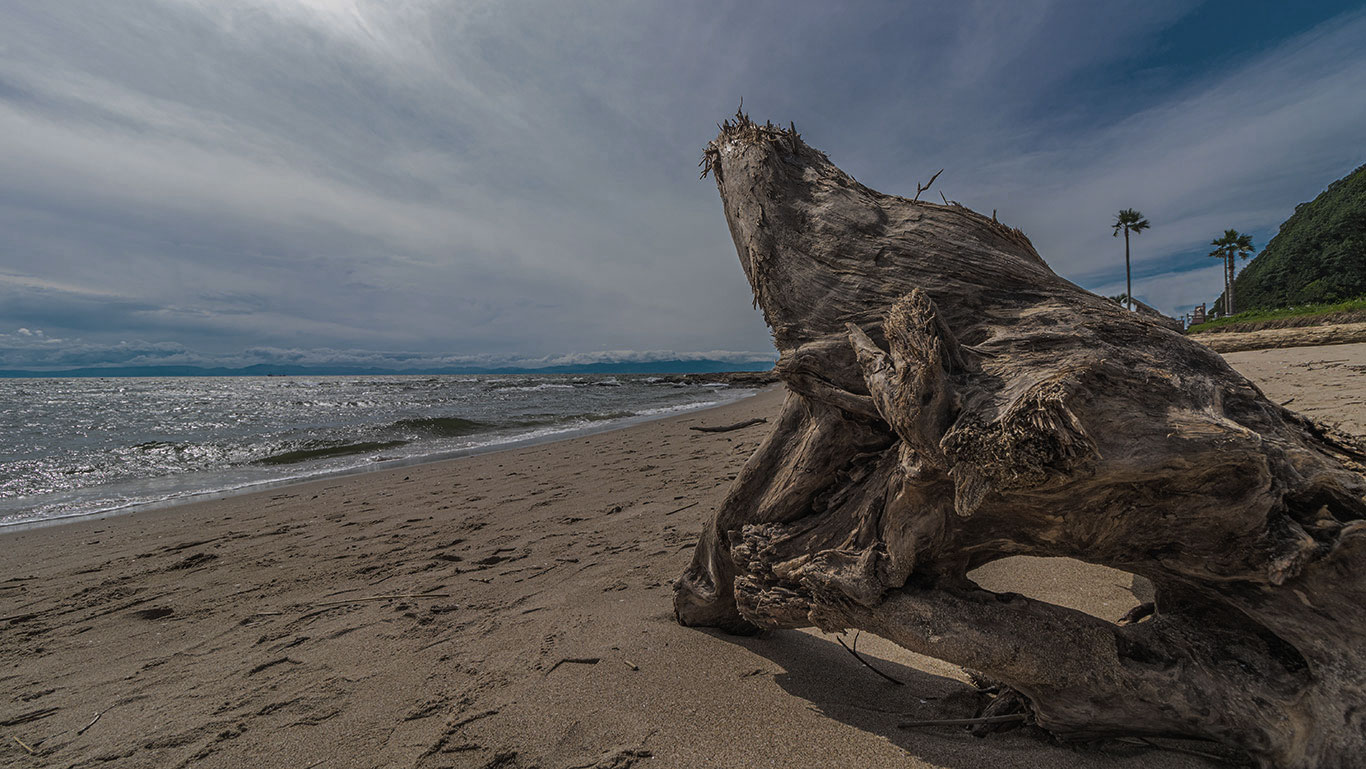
[4,343,1365,768]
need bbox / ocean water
[0,374,754,527]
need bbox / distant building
[1191,303,1207,326]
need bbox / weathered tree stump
[674,112,1366,768]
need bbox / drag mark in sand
[545,657,601,676]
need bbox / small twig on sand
[10,734,35,754]
[310,593,452,607]
[665,502,699,516]
[622,659,640,671]
[898,714,1027,729]
[1281,397,1296,406]
[546,657,601,676]
[76,711,102,736]
[526,562,565,579]
[836,632,904,686]
[690,418,767,434]
[1117,737,1240,764]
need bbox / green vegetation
[1208,229,1255,314]
[1112,209,1150,312]
[1225,164,1366,312]
[1186,295,1366,334]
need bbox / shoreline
[3,346,1363,768]
[0,384,767,534]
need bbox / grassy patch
[1187,296,1366,334]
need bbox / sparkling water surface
[0,375,752,526]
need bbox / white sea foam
[0,375,758,527]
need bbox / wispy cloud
[810,5,1366,317]
[0,0,1362,366]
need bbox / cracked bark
[675,112,1366,768]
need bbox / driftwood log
[674,112,1366,768]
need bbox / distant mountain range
[0,358,777,378]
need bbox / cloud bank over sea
[0,327,774,373]
[2,1,1363,356]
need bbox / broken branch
[10,735,35,755]
[689,418,767,433]
[835,632,903,686]
[913,168,944,202]
[898,714,1027,730]
[309,593,453,607]
[75,711,102,736]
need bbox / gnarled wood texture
[675,112,1366,768]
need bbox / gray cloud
[1,1,1363,368]
[0,327,773,371]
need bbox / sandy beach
[3,343,1364,769]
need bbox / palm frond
[1112,208,1149,233]
[1209,229,1256,259]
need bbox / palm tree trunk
[1124,228,1132,311]
[1226,255,1236,315]
[1223,256,1230,316]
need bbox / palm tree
[1208,229,1255,316]
[1112,209,1150,312]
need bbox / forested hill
[1229,163,1366,312]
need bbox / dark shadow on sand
[711,628,1219,768]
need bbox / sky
[1,0,1364,371]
